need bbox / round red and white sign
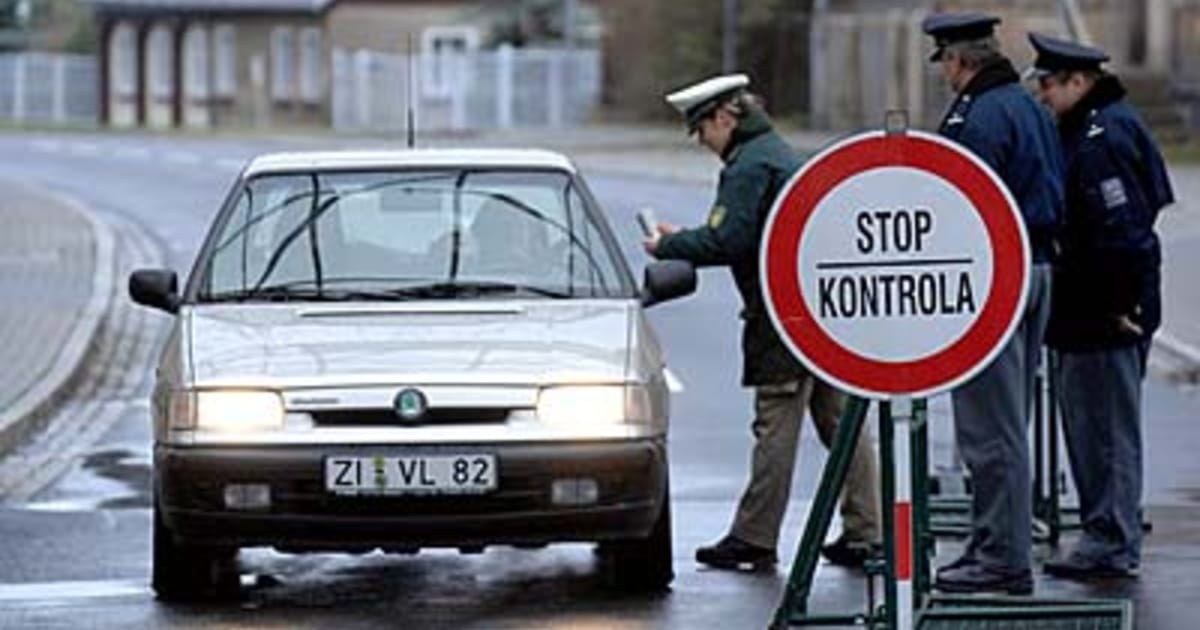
[761,130,1030,399]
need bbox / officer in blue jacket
[1029,32,1174,579]
[923,12,1065,595]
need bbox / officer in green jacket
[644,74,881,571]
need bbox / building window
[110,22,136,97]
[298,27,322,103]
[421,26,478,99]
[148,25,173,100]
[271,26,296,102]
[214,24,236,98]
[184,25,209,99]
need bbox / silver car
[129,149,696,601]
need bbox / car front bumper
[156,439,667,551]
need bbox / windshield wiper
[201,280,570,303]
[202,284,350,303]
[356,281,571,300]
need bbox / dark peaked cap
[922,12,1001,61]
[1027,32,1110,77]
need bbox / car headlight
[537,385,652,426]
[169,390,285,432]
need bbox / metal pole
[12,53,26,124]
[561,0,576,127]
[722,0,739,73]
[496,44,513,129]
[1033,357,1046,523]
[880,401,898,630]
[911,398,931,608]
[562,0,577,52]
[1048,349,1062,547]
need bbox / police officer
[1028,33,1174,579]
[923,13,1064,594]
[643,74,881,571]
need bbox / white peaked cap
[665,73,750,127]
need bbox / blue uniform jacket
[938,60,1065,262]
[1045,75,1174,352]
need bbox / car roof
[244,149,578,177]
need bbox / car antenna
[406,34,417,149]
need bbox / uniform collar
[959,58,1020,98]
[721,107,773,163]
[1060,74,1126,133]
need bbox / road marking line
[1154,330,1200,369]
[665,368,684,393]
[0,579,149,602]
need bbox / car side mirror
[129,269,181,314]
[641,260,697,308]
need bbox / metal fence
[0,53,98,126]
[332,45,602,134]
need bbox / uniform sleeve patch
[708,205,727,229]
[1100,177,1128,208]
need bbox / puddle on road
[24,448,151,512]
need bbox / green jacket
[654,111,805,386]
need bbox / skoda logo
[393,388,428,423]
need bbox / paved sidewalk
[1153,164,1200,377]
[0,179,113,452]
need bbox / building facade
[88,0,604,130]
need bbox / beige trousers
[730,378,881,550]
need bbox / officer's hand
[1116,315,1144,337]
[641,223,679,256]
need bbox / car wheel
[600,474,674,592]
[152,498,239,602]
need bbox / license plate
[324,454,497,496]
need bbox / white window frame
[271,26,296,102]
[298,26,322,104]
[213,23,237,98]
[420,25,478,99]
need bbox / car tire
[152,498,239,602]
[600,474,674,592]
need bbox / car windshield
[197,169,631,302]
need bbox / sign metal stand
[764,111,1028,629]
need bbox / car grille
[311,407,513,427]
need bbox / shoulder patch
[708,205,727,229]
[1100,177,1128,208]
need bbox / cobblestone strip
[0,208,164,502]
[0,182,116,456]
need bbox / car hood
[184,300,634,388]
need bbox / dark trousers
[1054,343,1145,567]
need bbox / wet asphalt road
[0,132,1198,629]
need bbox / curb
[1151,330,1200,381]
[0,183,116,455]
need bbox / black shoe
[695,535,777,572]
[1044,552,1138,580]
[934,553,976,578]
[935,562,1034,595]
[820,536,879,568]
